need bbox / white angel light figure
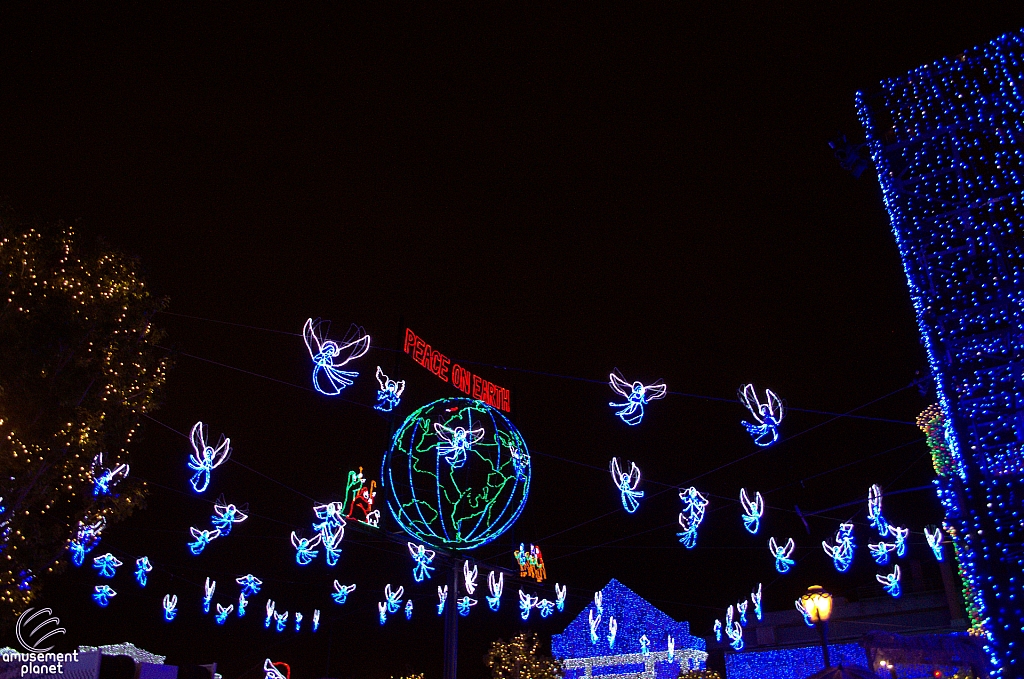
[332,581,356,605]
[303,318,371,396]
[739,488,764,534]
[892,525,909,557]
[437,585,448,615]
[91,453,129,497]
[610,457,644,514]
[274,611,289,632]
[203,578,216,614]
[291,531,322,565]
[163,594,178,621]
[434,423,485,469]
[738,384,785,447]
[374,367,406,412]
[867,483,890,536]
[924,525,944,561]
[212,498,249,535]
[589,609,602,644]
[677,486,708,547]
[608,371,667,426]
[877,564,902,598]
[409,542,436,582]
[264,599,276,628]
[555,583,566,612]
[822,523,856,573]
[869,540,897,565]
[486,571,504,611]
[463,561,479,594]
[188,527,221,555]
[768,536,795,573]
[384,584,404,614]
[519,590,538,621]
[215,603,233,625]
[188,422,231,493]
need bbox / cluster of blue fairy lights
[857,27,1024,676]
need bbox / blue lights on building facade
[552,579,707,679]
[857,28,1024,677]
[724,644,867,679]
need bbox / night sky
[3,5,1024,679]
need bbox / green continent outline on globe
[383,398,530,550]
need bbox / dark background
[2,4,1023,679]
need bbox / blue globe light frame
[382,397,531,551]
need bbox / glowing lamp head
[799,585,833,623]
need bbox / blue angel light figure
[69,518,106,567]
[188,527,221,555]
[264,600,276,628]
[608,372,667,426]
[437,585,448,615]
[737,600,748,625]
[274,611,288,632]
[867,484,890,536]
[519,590,538,621]
[385,585,404,614]
[374,367,406,412]
[486,571,504,611]
[332,580,356,605]
[537,599,555,618]
[378,602,388,625]
[768,537,795,573]
[610,457,644,513]
[457,597,476,617]
[408,542,436,582]
[751,583,762,621]
[924,525,944,561]
[869,541,896,565]
[877,565,902,598]
[215,603,233,625]
[135,557,152,587]
[713,619,721,642]
[738,384,785,446]
[892,526,909,557]
[313,609,320,632]
[433,423,485,469]
[203,578,216,614]
[668,636,675,662]
[236,574,263,598]
[607,616,618,649]
[405,600,413,620]
[639,634,650,656]
[555,583,566,612]
[822,522,855,572]
[323,526,344,567]
[291,531,321,565]
[303,318,371,395]
[91,453,130,497]
[93,585,116,607]
[238,593,248,617]
[589,610,602,644]
[294,612,303,632]
[725,621,744,651]
[212,499,249,535]
[188,422,232,493]
[93,553,122,578]
[163,594,178,621]
[677,486,708,547]
[739,488,764,535]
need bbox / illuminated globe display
[382,397,531,551]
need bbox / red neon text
[404,328,511,413]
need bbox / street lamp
[799,585,834,669]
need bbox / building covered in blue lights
[857,28,1024,676]
[552,579,707,679]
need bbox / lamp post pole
[817,619,831,669]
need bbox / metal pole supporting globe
[382,397,531,551]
